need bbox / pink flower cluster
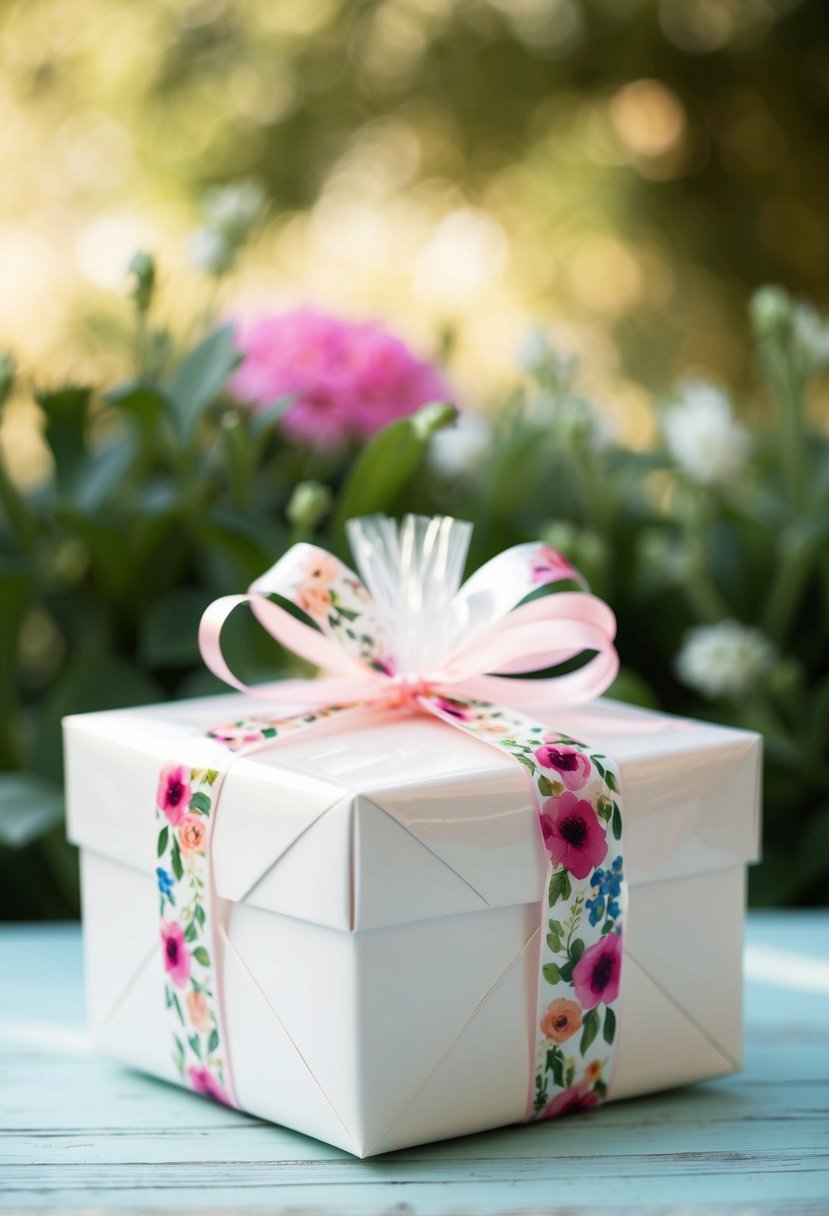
[230,307,449,448]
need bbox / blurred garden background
[1,0,828,917]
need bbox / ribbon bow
[199,514,619,719]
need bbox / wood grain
[1,914,827,1213]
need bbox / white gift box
[65,690,761,1157]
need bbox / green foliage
[0,255,828,918]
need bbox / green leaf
[605,769,619,793]
[0,774,65,849]
[603,1006,617,1044]
[558,960,573,983]
[580,1007,600,1054]
[569,937,585,964]
[592,758,606,779]
[157,826,169,857]
[172,993,185,1027]
[184,921,198,942]
[537,774,554,797]
[140,590,208,668]
[207,1028,219,1053]
[596,795,612,822]
[546,930,562,953]
[611,801,623,841]
[188,1034,202,1058]
[167,324,241,440]
[550,1051,564,1088]
[332,404,456,543]
[547,868,571,906]
[194,903,206,927]
[542,963,562,984]
[73,438,137,513]
[106,379,172,429]
[189,791,212,815]
[193,946,211,967]
[36,385,92,492]
[171,839,183,881]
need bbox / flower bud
[0,352,14,412]
[749,286,791,340]
[128,251,156,313]
[286,480,332,532]
[411,400,457,440]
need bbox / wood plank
[0,916,827,1213]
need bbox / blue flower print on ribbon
[586,855,624,927]
[156,867,175,900]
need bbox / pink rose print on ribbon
[534,744,591,791]
[530,546,576,585]
[157,764,191,827]
[540,1080,602,1120]
[161,921,191,989]
[573,931,623,1010]
[540,791,608,879]
[187,1065,233,1106]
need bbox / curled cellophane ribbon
[154,515,626,1120]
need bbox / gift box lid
[64,689,761,933]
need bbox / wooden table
[1,914,827,1213]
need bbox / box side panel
[611,865,745,1100]
[79,849,179,1086]
[222,902,362,1154]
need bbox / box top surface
[64,689,761,932]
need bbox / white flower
[189,227,234,276]
[792,302,829,370]
[202,179,266,240]
[675,620,775,699]
[427,411,492,478]
[517,326,578,385]
[661,380,751,486]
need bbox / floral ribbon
[155,515,626,1121]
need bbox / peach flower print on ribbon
[178,814,207,854]
[541,999,582,1044]
[186,989,211,1032]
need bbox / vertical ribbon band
[152,516,626,1127]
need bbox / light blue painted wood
[1,915,827,1212]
